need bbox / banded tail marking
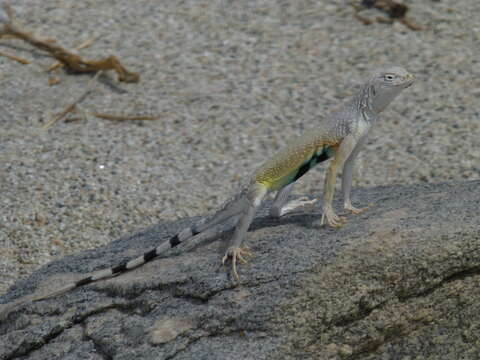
[71,226,201,289]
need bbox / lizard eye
[383,74,395,81]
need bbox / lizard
[0,66,414,317]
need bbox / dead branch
[0,50,28,64]
[0,4,139,82]
[43,71,102,129]
[350,0,423,31]
[89,112,158,121]
[46,37,98,72]
[48,76,61,86]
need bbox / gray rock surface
[1,181,479,359]
[1,0,479,295]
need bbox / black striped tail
[72,228,196,289]
[75,276,94,287]
[0,225,206,318]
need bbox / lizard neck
[350,83,377,122]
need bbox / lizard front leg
[341,134,371,214]
[321,136,360,227]
[321,157,346,227]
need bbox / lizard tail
[0,231,192,320]
[0,193,249,318]
[31,227,199,302]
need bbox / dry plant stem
[43,71,103,129]
[0,50,29,64]
[89,112,158,121]
[399,18,423,31]
[0,34,16,40]
[350,0,423,31]
[48,77,61,86]
[46,37,98,72]
[0,4,139,82]
[375,16,423,31]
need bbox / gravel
[1,0,479,293]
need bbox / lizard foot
[344,203,371,215]
[222,246,253,280]
[321,208,346,228]
[274,197,318,217]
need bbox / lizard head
[368,66,414,113]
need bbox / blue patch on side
[292,146,333,182]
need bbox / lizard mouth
[403,74,415,88]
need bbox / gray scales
[0,66,414,318]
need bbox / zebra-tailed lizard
[0,66,414,318]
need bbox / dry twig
[89,112,158,121]
[46,37,98,72]
[48,76,61,86]
[0,3,139,82]
[350,0,423,31]
[43,71,102,129]
[0,50,28,64]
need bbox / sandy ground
[0,0,479,293]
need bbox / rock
[1,181,479,359]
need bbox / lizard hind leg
[191,194,247,235]
[173,191,250,249]
[222,246,253,281]
[270,184,317,218]
[222,183,268,280]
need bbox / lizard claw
[321,208,346,228]
[222,246,253,280]
[344,203,372,215]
